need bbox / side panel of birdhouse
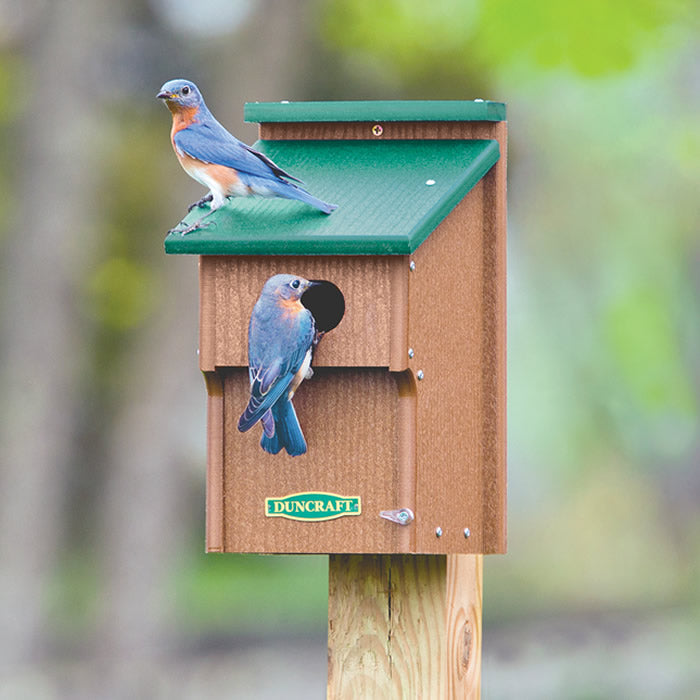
[407,147,506,554]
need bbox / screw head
[463,528,471,538]
[435,526,443,538]
[416,370,424,380]
[372,124,384,136]
[408,348,415,359]
[409,260,416,271]
[425,179,436,186]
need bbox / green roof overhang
[244,99,506,123]
[164,138,501,256]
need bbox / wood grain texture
[199,256,217,372]
[481,121,508,551]
[446,554,483,698]
[203,372,224,552]
[405,120,507,555]
[328,554,482,699]
[395,371,417,553]
[389,259,410,372]
[259,121,501,142]
[409,179,506,554]
[199,255,408,371]
[221,368,413,553]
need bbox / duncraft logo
[265,492,361,522]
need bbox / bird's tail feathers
[265,179,337,215]
[260,399,307,457]
[261,409,275,438]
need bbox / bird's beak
[157,90,174,100]
[303,280,321,295]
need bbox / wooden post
[328,554,483,698]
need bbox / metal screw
[408,348,415,359]
[464,528,471,539]
[425,179,436,186]
[416,370,424,380]
[435,527,443,538]
[409,260,416,271]
[372,124,384,136]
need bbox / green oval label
[265,492,361,522]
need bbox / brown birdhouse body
[166,100,507,555]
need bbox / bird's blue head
[264,274,317,303]
[157,79,204,112]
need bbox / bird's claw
[187,193,213,213]
[167,219,214,236]
[180,220,214,236]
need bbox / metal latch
[379,508,415,526]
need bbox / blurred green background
[0,0,698,697]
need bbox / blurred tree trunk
[95,0,323,690]
[210,0,320,143]
[0,0,109,666]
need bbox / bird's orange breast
[276,296,305,321]
[168,104,199,143]
[176,153,243,193]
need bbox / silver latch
[379,508,415,526]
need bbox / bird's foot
[178,219,213,236]
[187,193,213,213]
[167,218,213,236]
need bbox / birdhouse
[165,100,507,556]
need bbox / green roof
[164,139,500,256]
[245,100,506,123]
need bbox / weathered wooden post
[165,100,507,698]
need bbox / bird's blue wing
[238,366,295,432]
[174,122,302,183]
[238,314,314,432]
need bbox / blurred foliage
[486,464,687,619]
[0,51,24,240]
[88,257,157,331]
[474,0,691,75]
[172,554,328,636]
[606,284,695,420]
[504,62,700,476]
[323,0,694,82]
[82,115,168,394]
[0,52,26,123]
[47,551,328,642]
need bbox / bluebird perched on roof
[238,274,318,457]
[157,79,337,234]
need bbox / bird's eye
[290,279,301,289]
[182,85,190,95]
